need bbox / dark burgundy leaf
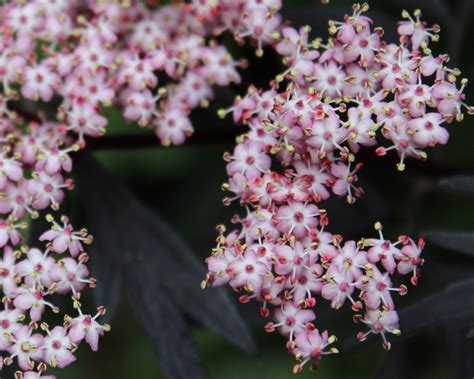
[76,161,124,322]
[76,155,257,359]
[424,230,474,256]
[374,341,407,379]
[444,326,474,379]
[126,267,206,379]
[439,175,474,197]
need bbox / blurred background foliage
[36,0,474,378]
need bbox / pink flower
[228,250,269,293]
[21,64,60,102]
[15,248,55,288]
[13,286,52,322]
[345,107,377,152]
[226,141,271,180]
[5,2,43,35]
[408,113,449,148]
[0,246,19,296]
[398,83,432,117]
[27,172,68,211]
[35,146,74,176]
[273,243,307,278]
[206,249,237,287]
[357,310,400,350]
[0,309,23,350]
[331,240,367,279]
[199,46,241,86]
[42,326,76,368]
[49,258,91,295]
[312,61,346,99]
[66,104,108,140]
[331,162,363,203]
[0,153,23,188]
[0,52,26,89]
[358,266,396,310]
[123,90,160,127]
[291,264,323,305]
[174,71,214,108]
[321,266,356,309]
[8,326,44,371]
[276,202,319,238]
[239,9,281,56]
[74,38,115,74]
[0,182,32,219]
[306,109,347,155]
[40,217,89,257]
[292,328,336,373]
[397,10,440,51]
[155,107,194,146]
[432,80,470,119]
[366,236,402,275]
[344,28,380,67]
[118,54,157,91]
[271,302,315,340]
[68,309,108,352]
[397,237,425,284]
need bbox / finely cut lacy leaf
[423,230,474,256]
[439,175,474,196]
[75,154,257,377]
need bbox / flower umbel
[204,3,472,373]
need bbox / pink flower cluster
[0,214,109,378]
[204,4,472,372]
[0,0,285,376]
[1,0,283,149]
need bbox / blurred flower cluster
[0,0,285,377]
[204,3,473,373]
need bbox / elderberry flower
[205,3,472,373]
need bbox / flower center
[415,86,424,96]
[1,319,10,329]
[293,211,304,222]
[34,291,43,300]
[339,282,349,292]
